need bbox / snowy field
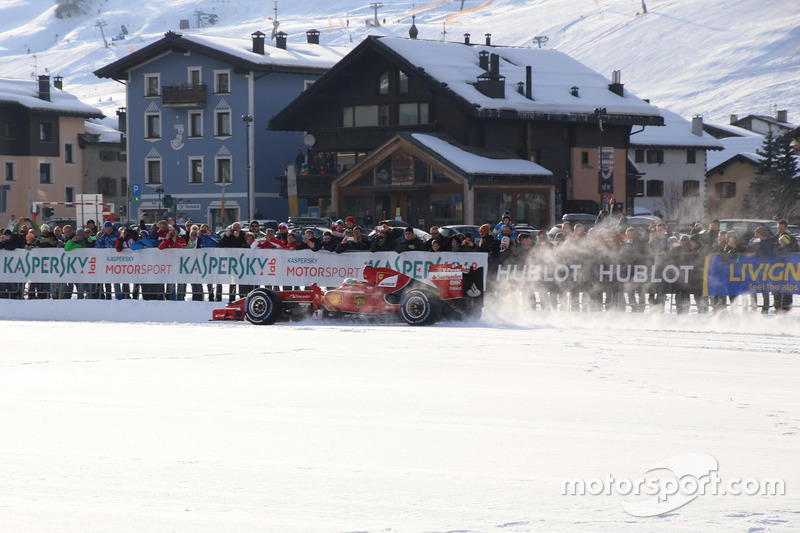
[1,299,799,532]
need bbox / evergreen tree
[745,130,800,219]
[54,0,90,19]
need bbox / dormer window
[399,71,409,93]
[378,71,389,95]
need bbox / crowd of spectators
[1,210,797,313]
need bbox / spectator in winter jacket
[158,228,186,300]
[370,224,395,252]
[255,228,286,249]
[95,221,121,299]
[335,228,367,253]
[284,232,299,250]
[0,229,23,298]
[194,224,221,302]
[276,222,291,243]
[319,231,338,252]
[220,222,246,300]
[296,229,320,251]
[395,227,424,253]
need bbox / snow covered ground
[1,298,798,532]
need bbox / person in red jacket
[158,228,186,300]
[256,227,286,249]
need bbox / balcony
[162,84,207,107]
[276,173,338,200]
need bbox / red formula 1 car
[212,263,484,326]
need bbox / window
[398,103,429,125]
[581,151,590,166]
[146,112,161,139]
[121,177,128,196]
[414,157,429,184]
[399,70,409,93]
[716,181,736,198]
[39,122,53,142]
[635,179,644,197]
[646,180,664,197]
[65,186,76,203]
[214,70,230,94]
[4,161,16,181]
[5,121,17,140]
[144,74,160,97]
[215,157,231,184]
[64,143,75,164]
[215,110,231,137]
[146,159,162,184]
[97,177,116,197]
[378,71,389,95]
[354,105,379,127]
[189,111,203,138]
[683,180,700,197]
[39,162,54,184]
[342,107,354,128]
[686,149,697,164]
[634,149,644,163]
[188,67,202,86]
[189,157,204,184]
[646,149,664,164]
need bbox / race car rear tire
[244,288,282,325]
[400,290,440,326]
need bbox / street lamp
[241,114,253,221]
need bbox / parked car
[438,225,481,239]
[717,219,777,240]
[287,216,330,229]
[561,213,598,229]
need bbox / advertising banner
[0,249,487,286]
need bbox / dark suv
[718,219,777,240]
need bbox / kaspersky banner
[0,249,487,286]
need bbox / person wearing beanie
[478,224,499,256]
[344,216,356,229]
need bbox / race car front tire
[244,288,282,325]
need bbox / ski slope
[0,0,797,126]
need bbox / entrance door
[375,194,408,222]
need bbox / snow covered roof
[705,124,765,170]
[83,119,122,144]
[181,34,349,71]
[377,37,662,123]
[0,77,103,118]
[629,108,723,150]
[410,133,552,177]
[95,31,348,80]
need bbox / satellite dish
[303,133,316,147]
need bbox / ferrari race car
[212,263,484,326]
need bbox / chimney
[475,53,505,99]
[485,33,492,46]
[730,114,738,124]
[570,86,579,97]
[776,109,788,123]
[116,107,127,134]
[306,29,320,44]
[478,50,489,71]
[464,33,471,45]
[275,31,287,50]
[608,69,624,96]
[691,115,703,136]
[38,75,51,102]
[525,66,532,99]
[251,31,265,54]
[517,82,525,95]
[409,15,418,39]
[489,53,499,75]
[53,75,63,90]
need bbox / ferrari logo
[353,295,366,308]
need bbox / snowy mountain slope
[0,0,797,126]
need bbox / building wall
[0,115,85,222]
[633,147,708,221]
[706,161,755,220]
[125,49,322,227]
[81,143,128,222]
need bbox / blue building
[95,30,347,228]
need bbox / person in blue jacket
[195,224,222,302]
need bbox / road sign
[131,184,141,202]
[602,192,612,204]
